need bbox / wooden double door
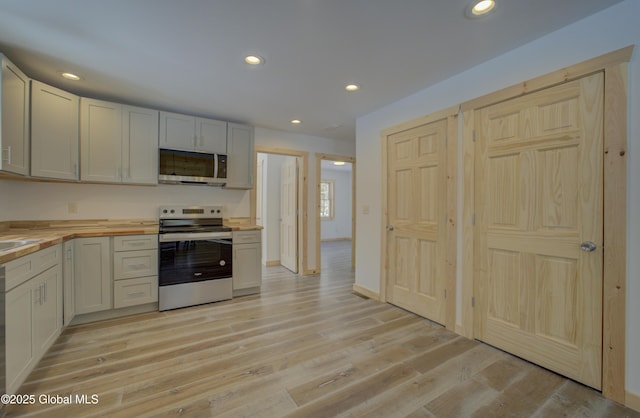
[385,72,604,390]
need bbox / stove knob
[170,209,175,214]
[162,209,168,214]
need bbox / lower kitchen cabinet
[5,245,63,394]
[74,237,112,314]
[232,230,262,295]
[113,235,158,308]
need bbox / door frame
[379,105,459,332]
[460,46,632,403]
[315,153,356,270]
[251,146,308,275]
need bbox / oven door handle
[159,232,232,242]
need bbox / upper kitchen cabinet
[122,105,158,184]
[30,80,79,180]
[159,111,227,154]
[0,54,30,176]
[81,98,122,183]
[81,98,158,184]
[225,123,254,189]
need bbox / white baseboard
[352,284,380,301]
[626,391,640,412]
[264,260,280,266]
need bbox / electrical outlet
[362,205,370,215]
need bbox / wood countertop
[0,219,158,265]
[0,219,262,264]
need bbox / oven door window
[159,239,232,286]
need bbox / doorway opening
[253,148,308,274]
[316,154,356,273]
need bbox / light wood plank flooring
[6,241,639,417]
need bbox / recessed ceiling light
[333,161,346,166]
[244,55,264,65]
[60,72,81,81]
[470,0,495,16]
[345,84,360,92]
[291,119,302,124]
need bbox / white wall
[355,0,640,396]
[0,179,249,220]
[321,167,352,240]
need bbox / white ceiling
[0,0,623,142]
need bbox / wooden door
[474,73,604,389]
[386,119,448,325]
[280,158,298,273]
[256,158,264,226]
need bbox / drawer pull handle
[127,291,145,298]
[129,264,148,270]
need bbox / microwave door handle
[214,154,219,178]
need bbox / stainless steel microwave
[159,149,227,186]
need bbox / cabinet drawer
[114,276,158,308]
[5,244,61,291]
[113,235,157,251]
[113,249,158,280]
[233,230,261,244]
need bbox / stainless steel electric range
[158,205,232,311]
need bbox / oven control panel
[159,205,224,219]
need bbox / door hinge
[445,135,448,147]
[472,130,476,142]
[472,213,476,225]
[471,297,475,308]
[444,289,447,298]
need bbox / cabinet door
[1,55,30,175]
[63,240,75,326]
[74,237,112,314]
[30,80,79,180]
[80,98,122,182]
[5,278,34,394]
[122,105,158,184]
[159,111,195,151]
[225,123,254,189]
[196,117,227,154]
[233,243,262,290]
[32,264,62,359]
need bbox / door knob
[580,241,597,252]
[386,225,394,231]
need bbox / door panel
[474,72,603,389]
[386,119,448,325]
[280,158,298,273]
